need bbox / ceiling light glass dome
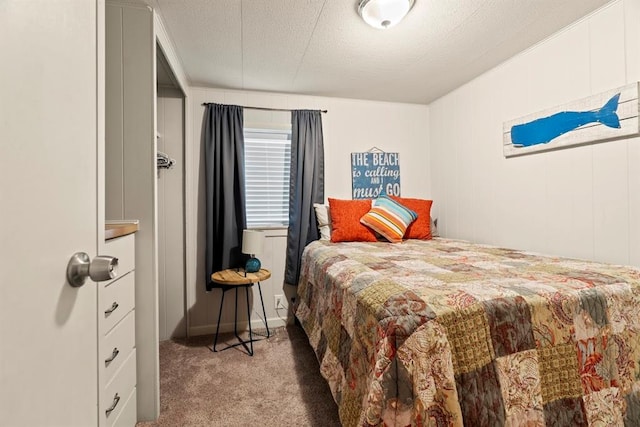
[358,0,415,30]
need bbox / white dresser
[99,232,137,426]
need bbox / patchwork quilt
[295,238,640,426]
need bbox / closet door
[0,1,103,425]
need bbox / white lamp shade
[242,229,264,255]
[358,0,414,29]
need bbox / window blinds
[243,128,292,227]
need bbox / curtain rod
[201,103,327,113]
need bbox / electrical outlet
[274,294,287,310]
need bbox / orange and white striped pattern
[360,196,417,243]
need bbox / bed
[295,237,640,426]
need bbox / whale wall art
[503,82,639,157]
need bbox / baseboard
[189,315,291,337]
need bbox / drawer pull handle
[105,393,120,416]
[105,347,120,365]
[105,302,119,315]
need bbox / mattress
[295,238,640,426]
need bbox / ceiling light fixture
[358,0,415,30]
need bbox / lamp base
[245,257,261,274]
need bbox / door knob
[67,252,118,287]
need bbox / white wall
[105,3,160,420]
[187,87,430,335]
[429,0,640,268]
[157,88,186,340]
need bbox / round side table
[210,268,271,356]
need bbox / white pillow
[431,217,439,237]
[313,203,331,240]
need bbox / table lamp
[242,229,264,274]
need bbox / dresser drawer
[103,310,135,385]
[103,349,136,426]
[104,234,135,284]
[100,271,135,334]
[111,387,136,427]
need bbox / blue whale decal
[511,93,621,147]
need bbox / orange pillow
[390,196,433,239]
[329,198,377,243]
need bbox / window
[243,128,292,228]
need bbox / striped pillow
[360,196,417,243]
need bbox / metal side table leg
[257,281,270,338]
[234,287,240,342]
[212,288,226,352]
[246,285,254,356]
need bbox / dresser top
[105,220,139,240]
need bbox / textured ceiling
[145,0,612,104]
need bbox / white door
[0,1,104,425]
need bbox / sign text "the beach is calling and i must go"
[351,152,401,199]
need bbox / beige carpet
[137,325,341,426]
